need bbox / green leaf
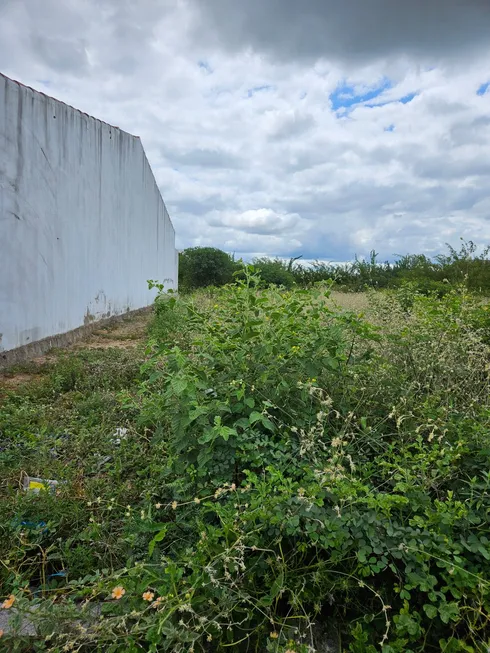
[170,377,188,395]
[268,570,284,601]
[261,417,275,432]
[198,430,215,444]
[423,604,438,619]
[148,371,163,384]
[148,526,168,556]
[220,427,237,442]
[244,397,255,408]
[438,602,460,624]
[249,411,262,425]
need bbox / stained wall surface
[0,74,177,352]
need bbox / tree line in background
[178,239,490,295]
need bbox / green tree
[178,247,237,291]
[252,257,296,288]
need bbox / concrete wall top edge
[0,72,138,141]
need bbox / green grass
[0,345,147,589]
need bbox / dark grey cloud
[188,0,490,64]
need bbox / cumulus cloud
[209,209,302,235]
[1,0,490,261]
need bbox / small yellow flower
[207,634,213,642]
[172,501,178,510]
[194,497,200,504]
[155,503,162,509]
[230,483,236,491]
[111,586,126,600]
[142,591,155,602]
[1,595,15,610]
[270,631,279,639]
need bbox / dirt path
[0,312,151,389]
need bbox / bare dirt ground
[0,312,151,389]
[71,312,149,350]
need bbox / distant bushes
[178,247,237,291]
[178,249,296,291]
[178,239,490,295]
[291,240,490,295]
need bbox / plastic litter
[21,473,59,494]
[11,518,49,535]
[110,427,128,445]
[95,455,112,468]
[20,520,48,532]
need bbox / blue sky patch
[400,92,417,104]
[477,82,490,96]
[385,124,395,132]
[330,78,392,111]
[365,91,418,109]
[247,84,274,98]
[198,60,213,74]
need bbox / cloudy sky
[2,0,490,262]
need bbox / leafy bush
[178,247,237,292]
[6,271,490,652]
[250,257,296,288]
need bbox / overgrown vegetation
[2,271,490,652]
[291,239,490,295]
[178,239,490,296]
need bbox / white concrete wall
[0,73,177,352]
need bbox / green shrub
[251,257,296,288]
[178,247,237,292]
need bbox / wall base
[0,307,152,370]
